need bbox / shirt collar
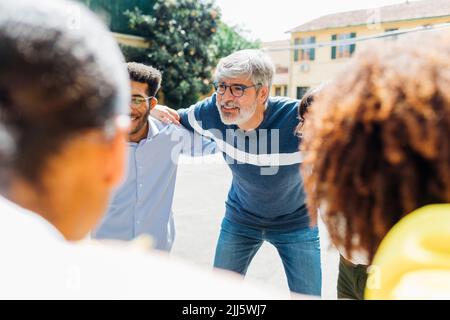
[146,116,160,140]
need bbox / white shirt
[0,195,290,299]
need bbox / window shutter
[350,32,356,55]
[310,36,316,61]
[294,39,300,62]
[331,34,337,59]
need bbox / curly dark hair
[127,62,162,97]
[301,31,450,262]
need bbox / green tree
[122,0,260,109]
[212,22,260,60]
[124,0,219,109]
[77,0,155,34]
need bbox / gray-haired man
[154,49,322,296]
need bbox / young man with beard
[153,49,322,296]
[93,62,216,251]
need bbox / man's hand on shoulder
[151,105,180,125]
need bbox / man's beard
[129,109,150,135]
[216,100,257,125]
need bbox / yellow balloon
[365,204,450,300]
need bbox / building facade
[262,40,290,97]
[287,0,450,98]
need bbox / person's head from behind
[127,63,161,141]
[0,0,130,240]
[214,49,274,126]
[296,85,324,136]
[301,31,450,261]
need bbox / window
[300,37,316,61]
[385,28,399,41]
[331,32,356,59]
[275,86,288,97]
[275,87,282,96]
[276,66,288,74]
[297,86,310,99]
[294,37,315,61]
[294,38,300,62]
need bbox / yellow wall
[262,40,290,97]
[289,16,450,98]
[113,32,149,48]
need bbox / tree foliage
[77,0,155,34]
[212,22,260,60]
[124,0,219,109]
[122,0,259,109]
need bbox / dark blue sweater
[179,94,310,231]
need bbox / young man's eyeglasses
[131,95,153,107]
[214,82,262,98]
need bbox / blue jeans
[213,218,322,296]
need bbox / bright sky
[215,0,422,41]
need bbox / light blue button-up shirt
[93,117,216,251]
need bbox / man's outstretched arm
[151,95,218,133]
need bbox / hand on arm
[151,105,181,125]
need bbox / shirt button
[139,184,143,188]
[136,221,140,225]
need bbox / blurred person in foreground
[301,30,450,299]
[0,0,289,299]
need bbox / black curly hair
[127,62,162,97]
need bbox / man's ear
[150,97,158,110]
[258,86,269,104]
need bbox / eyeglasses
[131,95,153,107]
[214,82,262,98]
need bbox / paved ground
[171,154,340,299]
